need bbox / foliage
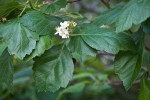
[0,0,150,100]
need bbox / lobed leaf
[25,36,51,60]
[69,28,96,63]
[0,19,39,59]
[114,30,144,90]
[74,24,136,54]
[116,0,150,32]
[95,0,150,32]
[20,11,62,35]
[94,5,122,26]
[33,44,74,92]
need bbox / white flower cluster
[55,21,77,38]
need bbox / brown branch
[79,2,99,13]
[101,0,111,9]
[67,0,81,3]
[145,45,150,52]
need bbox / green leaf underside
[25,36,51,61]
[0,19,39,59]
[69,34,96,62]
[114,31,144,90]
[139,77,150,100]
[73,24,135,54]
[33,44,74,92]
[0,49,13,87]
[20,11,62,35]
[116,0,150,32]
[0,1,21,18]
[40,0,67,14]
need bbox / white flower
[60,21,70,28]
[55,21,77,39]
[55,27,69,38]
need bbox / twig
[78,2,99,13]
[98,53,115,56]
[67,0,81,3]
[101,0,111,9]
[145,45,150,52]
[18,0,29,17]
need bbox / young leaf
[20,11,62,35]
[116,0,150,32]
[0,19,39,59]
[25,36,51,61]
[75,24,135,54]
[33,44,74,92]
[139,77,150,100]
[114,30,144,90]
[40,0,67,14]
[0,1,21,18]
[0,49,13,87]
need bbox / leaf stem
[18,1,29,17]
[35,0,39,6]
[70,34,103,36]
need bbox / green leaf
[33,44,74,92]
[0,49,13,87]
[40,0,67,14]
[69,30,96,62]
[0,19,39,59]
[114,30,144,90]
[139,77,150,100]
[25,36,51,61]
[116,0,150,32]
[115,51,142,90]
[75,24,135,54]
[20,11,62,35]
[56,82,85,100]
[0,1,21,18]
[94,5,122,26]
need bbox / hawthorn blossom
[55,21,77,38]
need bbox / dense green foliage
[0,0,150,100]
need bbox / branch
[78,2,99,13]
[67,0,81,3]
[145,45,150,52]
[101,0,111,9]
